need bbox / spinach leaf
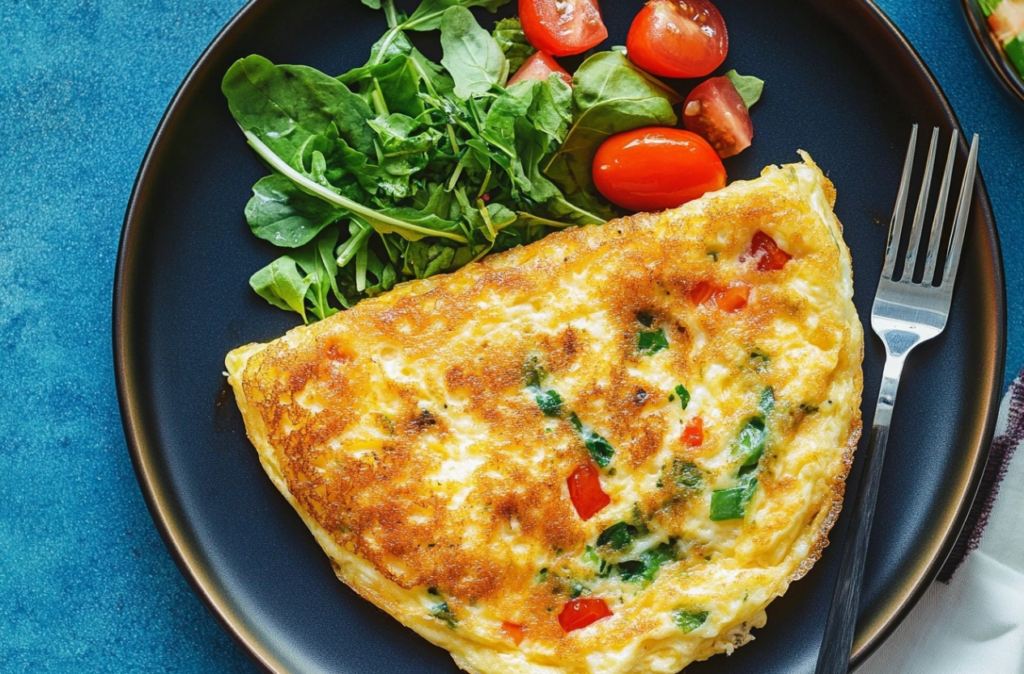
[544,52,681,208]
[596,522,637,550]
[493,17,535,73]
[402,0,512,32]
[617,542,676,584]
[535,389,563,416]
[222,55,376,161]
[440,7,507,99]
[249,256,312,322]
[246,175,344,247]
[344,55,426,117]
[724,70,764,109]
[638,328,669,354]
[568,412,616,468]
[673,609,709,633]
[674,384,690,410]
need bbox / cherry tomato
[558,597,613,632]
[507,51,573,88]
[626,0,728,78]
[592,128,726,212]
[749,231,791,271]
[682,417,704,446]
[567,461,610,520]
[714,283,750,312]
[502,621,526,645]
[683,76,753,158]
[519,0,608,57]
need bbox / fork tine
[882,125,918,281]
[921,129,959,285]
[902,127,940,282]
[940,134,979,290]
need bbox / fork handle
[815,356,905,674]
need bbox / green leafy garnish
[638,329,669,354]
[735,417,767,467]
[724,70,764,109]
[673,459,704,490]
[596,522,638,550]
[568,412,615,467]
[535,389,563,416]
[249,256,312,322]
[616,542,676,584]
[673,609,709,633]
[674,384,690,410]
[710,472,758,521]
[430,601,458,629]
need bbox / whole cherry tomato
[683,76,753,158]
[558,597,613,632]
[519,0,608,57]
[507,51,573,88]
[592,127,726,212]
[626,0,728,79]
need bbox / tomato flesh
[507,51,573,88]
[519,0,608,57]
[750,231,791,271]
[593,127,726,212]
[626,0,728,78]
[683,76,753,158]
[690,281,714,305]
[691,281,750,312]
[567,461,610,520]
[502,621,526,645]
[558,598,613,632]
[682,417,704,446]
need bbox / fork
[814,125,980,674]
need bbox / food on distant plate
[519,0,608,56]
[226,154,864,674]
[626,0,728,78]
[981,0,1024,77]
[592,128,726,211]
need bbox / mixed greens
[222,0,681,321]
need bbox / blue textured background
[0,1,1019,672]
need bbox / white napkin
[859,386,1024,674]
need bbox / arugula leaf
[401,0,512,32]
[293,228,342,321]
[544,52,680,209]
[223,55,376,160]
[249,256,312,322]
[724,70,765,109]
[246,175,345,247]
[493,17,535,73]
[440,6,508,98]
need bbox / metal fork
[814,125,980,674]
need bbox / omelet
[226,153,863,674]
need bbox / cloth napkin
[859,371,1024,673]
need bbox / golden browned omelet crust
[226,154,863,674]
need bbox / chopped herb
[536,568,549,583]
[758,386,775,416]
[630,503,650,536]
[673,459,704,490]
[638,329,669,354]
[710,473,758,521]
[568,412,615,467]
[523,357,546,388]
[636,312,655,328]
[596,522,638,550]
[430,601,458,629]
[569,582,589,598]
[735,417,767,467]
[750,350,770,372]
[673,609,709,633]
[617,542,676,584]
[674,384,690,410]
[668,394,675,402]
[535,389,563,416]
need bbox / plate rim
[112,0,1007,671]
[959,0,1024,109]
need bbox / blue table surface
[0,1,1020,671]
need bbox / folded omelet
[226,153,863,674]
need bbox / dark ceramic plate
[961,0,1024,108]
[114,0,1006,672]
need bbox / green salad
[222,0,682,322]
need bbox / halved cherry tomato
[558,597,613,632]
[626,0,728,78]
[750,231,791,271]
[682,417,704,446]
[519,0,608,57]
[715,283,750,312]
[567,461,610,520]
[507,51,573,88]
[502,621,526,645]
[593,128,726,212]
[683,76,753,159]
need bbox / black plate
[114,0,1005,672]
[961,0,1024,108]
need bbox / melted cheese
[226,153,863,674]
